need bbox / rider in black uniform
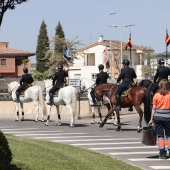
[115,59,137,111]
[150,58,170,96]
[48,63,68,105]
[16,67,34,102]
[91,64,109,105]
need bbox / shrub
[0,131,12,169]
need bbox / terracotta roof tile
[0,42,35,56]
[77,40,143,52]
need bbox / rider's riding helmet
[58,63,63,69]
[23,67,28,73]
[122,59,130,66]
[158,58,165,65]
[98,64,104,70]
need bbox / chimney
[98,35,103,42]
[0,42,9,48]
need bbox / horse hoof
[15,119,19,121]
[58,123,61,126]
[70,125,75,128]
[116,127,121,131]
[137,129,142,133]
[77,116,81,119]
[45,123,48,126]
[35,120,38,122]
[113,122,118,126]
[21,118,24,121]
[99,123,104,128]
[41,119,45,122]
[91,121,95,124]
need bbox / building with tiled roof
[0,42,35,77]
[69,35,144,81]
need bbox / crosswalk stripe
[109,151,158,155]
[129,158,167,161]
[3,131,64,134]
[149,166,170,169]
[71,142,141,146]
[51,138,139,142]
[34,135,111,139]
[15,133,87,136]
[1,128,39,130]
[90,146,157,150]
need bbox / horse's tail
[71,87,77,119]
[143,89,151,124]
[39,87,47,116]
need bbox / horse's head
[80,78,95,94]
[7,81,19,93]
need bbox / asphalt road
[0,114,170,170]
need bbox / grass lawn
[6,135,142,170]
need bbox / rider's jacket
[52,69,68,87]
[154,66,170,83]
[20,73,34,86]
[117,66,137,85]
[96,71,108,86]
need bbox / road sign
[68,79,80,87]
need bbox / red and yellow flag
[165,33,170,46]
[125,34,132,50]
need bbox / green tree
[0,0,28,27]
[55,21,65,38]
[141,46,157,79]
[36,20,50,73]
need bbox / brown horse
[92,84,151,132]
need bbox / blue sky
[0,0,170,63]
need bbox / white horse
[44,79,77,127]
[80,78,117,124]
[7,81,46,122]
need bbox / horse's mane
[9,81,20,89]
[81,77,95,83]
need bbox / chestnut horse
[92,84,151,132]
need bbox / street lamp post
[109,24,135,70]
[109,12,115,80]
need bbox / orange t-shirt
[152,92,170,109]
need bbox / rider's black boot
[115,94,121,111]
[48,93,53,105]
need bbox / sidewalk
[0,101,137,120]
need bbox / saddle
[19,84,32,97]
[52,83,67,97]
[120,88,131,97]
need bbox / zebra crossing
[1,126,170,170]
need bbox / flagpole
[129,33,132,66]
[166,29,168,64]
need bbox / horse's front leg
[56,105,61,126]
[66,104,75,127]
[91,106,96,124]
[98,106,102,124]
[19,102,24,121]
[115,110,121,131]
[99,107,113,127]
[134,106,143,133]
[45,104,52,126]
[14,102,20,121]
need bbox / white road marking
[51,138,139,142]
[109,151,158,155]
[129,158,168,161]
[34,136,111,139]
[150,166,170,169]
[90,146,157,150]
[3,131,64,134]
[15,133,87,136]
[71,142,141,146]
[1,128,39,130]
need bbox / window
[87,54,95,66]
[15,59,21,66]
[74,74,81,79]
[1,59,6,66]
